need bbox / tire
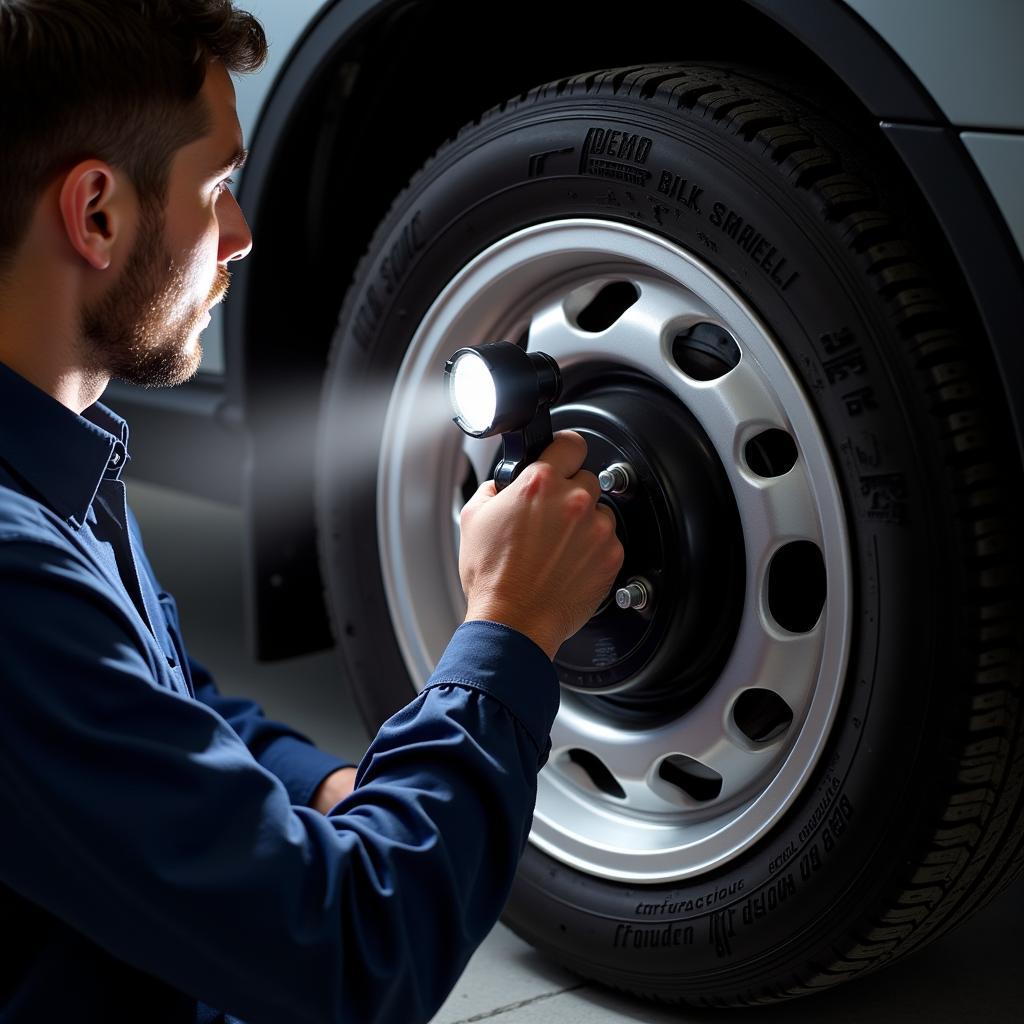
[314,64,1023,1005]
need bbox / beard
[80,200,229,390]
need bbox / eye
[215,177,235,197]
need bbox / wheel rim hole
[767,540,826,632]
[566,748,626,799]
[573,281,639,332]
[733,688,794,744]
[658,754,722,802]
[460,458,479,507]
[672,322,740,381]
[745,429,798,477]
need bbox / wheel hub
[553,378,745,716]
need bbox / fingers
[573,468,602,504]
[460,478,497,521]
[475,479,498,501]
[595,501,617,529]
[537,430,588,479]
[595,503,623,562]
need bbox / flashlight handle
[494,408,554,491]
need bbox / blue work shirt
[0,360,559,1024]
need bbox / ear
[57,161,129,272]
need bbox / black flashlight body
[493,350,560,490]
[493,404,554,490]
[443,343,562,490]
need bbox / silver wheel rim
[378,219,851,883]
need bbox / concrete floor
[129,480,1024,1022]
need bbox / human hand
[311,766,358,813]
[458,431,625,660]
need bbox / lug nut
[598,462,634,496]
[615,578,650,611]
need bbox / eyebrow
[214,145,249,177]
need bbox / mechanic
[0,2,624,1022]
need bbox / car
[112,0,1024,1008]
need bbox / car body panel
[961,132,1024,256]
[847,0,1024,130]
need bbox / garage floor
[129,480,1024,1023]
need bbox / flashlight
[444,342,563,490]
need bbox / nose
[218,188,253,263]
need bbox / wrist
[311,766,357,813]
[463,605,559,661]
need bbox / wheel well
[235,0,936,660]
[258,0,888,351]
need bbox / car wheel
[315,64,1022,1005]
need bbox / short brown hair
[0,0,267,273]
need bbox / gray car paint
[962,133,1024,258]
[847,0,1024,266]
[846,0,1024,131]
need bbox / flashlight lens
[449,351,497,434]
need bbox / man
[0,2,623,1022]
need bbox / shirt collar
[0,361,131,528]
